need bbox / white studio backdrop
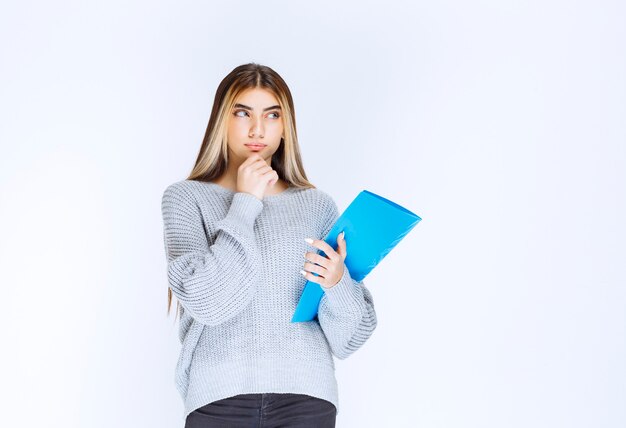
[1,1,624,427]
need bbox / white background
[1,1,624,427]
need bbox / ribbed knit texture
[161,179,377,420]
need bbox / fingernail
[300,270,307,277]
[304,238,313,244]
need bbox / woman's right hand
[236,154,279,201]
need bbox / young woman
[161,63,377,427]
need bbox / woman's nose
[250,117,264,137]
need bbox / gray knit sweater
[161,179,377,419]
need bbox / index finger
[305,238,339,261]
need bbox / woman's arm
[161,182,263,326]
[315,193,378,360]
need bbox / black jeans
[184,393,336,428]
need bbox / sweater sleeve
[161,182,264,326]
[316,193,378,360]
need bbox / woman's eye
[233,110,279,119]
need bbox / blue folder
[291,190,422,322]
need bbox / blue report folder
[291,190,422,322]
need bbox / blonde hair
[168,63,316,318]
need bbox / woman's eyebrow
[234,103,281,112]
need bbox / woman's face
[226,87,284,163]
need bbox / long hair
[168,63,316,318]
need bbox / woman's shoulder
[161,179,222,212]
[308,186,337,208]
[163,179,222,198]
[309,186,332,200]
[290,185,337,209]
[161,179,199,202]
[290,183,330,198]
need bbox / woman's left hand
[301,231,347,289]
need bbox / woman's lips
[245,144,266,151]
